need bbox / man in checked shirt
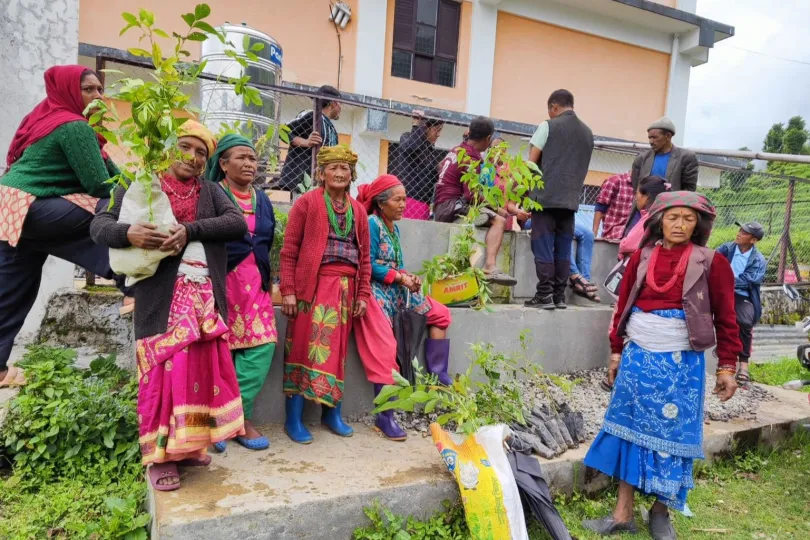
[592,171,634,241]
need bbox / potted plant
[88,5,263,283]
[418,141,543,309]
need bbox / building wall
[651,0,677,7]
[490,12,669,141]
[0,0,81,344]
[78,0,358,92]
[380,0,473,113]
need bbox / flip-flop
[179,454,212,467]
[0,366,21,388]
[235,435,270,451]
[148,463,180,492]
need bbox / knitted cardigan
[279,188,372,304]
[0,121,118,198]
[90,180,247,339]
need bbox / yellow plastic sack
[109,177,177,286]
[429,274,480,306]
[430,423,528,540]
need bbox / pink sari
[136,270,245,465]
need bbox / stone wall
[1,0,81,344]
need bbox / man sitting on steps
[433,116,517,287]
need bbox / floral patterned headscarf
[642,191,717,247]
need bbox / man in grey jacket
[526,89,594,310]
[631,116,699,192]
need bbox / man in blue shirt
[716,222,767,386]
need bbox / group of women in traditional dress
[0,64,455,492]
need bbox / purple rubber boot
[425,338,453,385]
[373,383,407,441]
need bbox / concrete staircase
[751,324,807,363]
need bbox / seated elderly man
[433,116,517,287]
[716,221,766,387]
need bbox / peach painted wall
[650,0,678,7]
[79,0,357,92]
[381,0,472,113]
[490,13,669,141]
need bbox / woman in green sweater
[0,65,124,386]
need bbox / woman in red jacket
[583,192,740,540]
[279,145,371,444]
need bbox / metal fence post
[778,179,796,282]
[310,97,323,182]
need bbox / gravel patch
[350,369,777,448]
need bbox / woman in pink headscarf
[0,65,124,387]
[355,175,453,441]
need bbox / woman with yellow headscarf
[91,120,248,491]
[279,145,372,444]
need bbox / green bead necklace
[324,190,354,238]
[221,180,256,214]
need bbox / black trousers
[735,294,756,361]
[0,197,123,369]
[530,209,575,300]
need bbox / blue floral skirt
[585,309,705,512]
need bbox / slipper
[179,454,212,467]
[484,271,518,287]
[148,463,180,492]
[0,366,21,388]
[236,435,270,451]
[212,441,227,453]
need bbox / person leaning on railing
[0,65,127,388]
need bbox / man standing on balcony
[278,85,342,193]
[631,117,698,193]
[526,90,594,310]
[716,221,767,387]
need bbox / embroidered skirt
[585,309,705,512]
[283,263,356,407]
[136,275,245,465]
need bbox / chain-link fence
[83,53,810,286]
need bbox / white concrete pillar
[465,0,500,116]
[665,52,691,146]
[353,0,388,98]
[0,0,80,344]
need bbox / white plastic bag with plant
[89,5,265,284]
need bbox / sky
[684,0,810,151]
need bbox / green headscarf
[206,133,256,183]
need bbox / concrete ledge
[252,304,615,425]
[150,385,810,540]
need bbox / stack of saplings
[510,402,586,459]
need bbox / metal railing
[80,52,810,286]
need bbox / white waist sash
[625,311,692,352]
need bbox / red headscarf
[356,174,403,213]
[5,65,107,169]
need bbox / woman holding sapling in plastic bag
[91,121,248,491]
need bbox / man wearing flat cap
[717,221,767,386]
[630,116,699,193]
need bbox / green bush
[2,346,140,481]
[271,209,288,279]
[0,346,148,539]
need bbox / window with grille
[391,0,461,88]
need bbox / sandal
[570,275,601,303]
[148,463,181,492]
[736,369,751,388]
[484,271,518,287]
[0,366,25,388]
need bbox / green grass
[530,433,810,540]
[751,358,810,393]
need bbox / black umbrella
[507,448,573,540]
[392,291,427,385]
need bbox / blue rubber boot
[321,402,354,437]
[284,395,313,444]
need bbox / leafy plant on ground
[271,209,288,279]
[90,5,260,212]
[0,346,148,539]
[750,357,810,392]
[352,500,469,540]
[373,331,542,435]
